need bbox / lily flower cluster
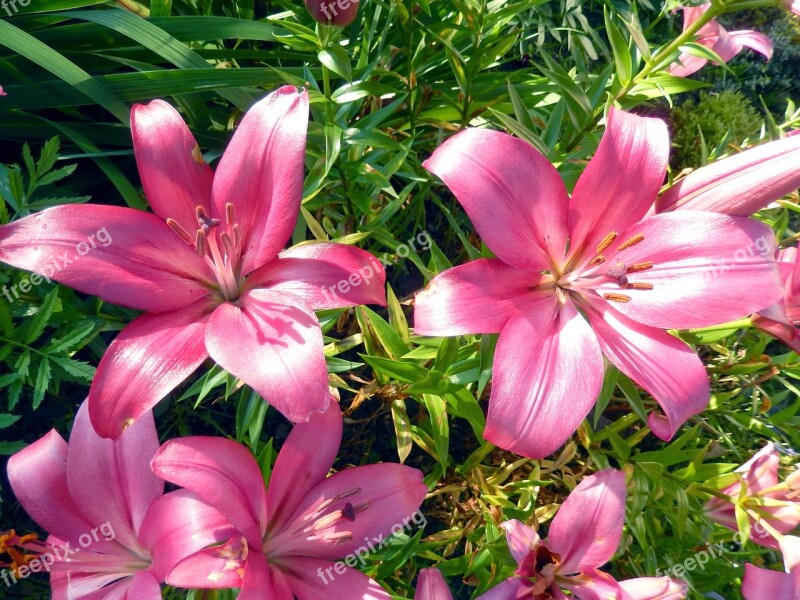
[705,443,800,549]
[1,80,799,599]
[7,397,427,599]
[414,471,687,600]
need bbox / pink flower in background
[6,402,233,599]
[656,129,800,216]
[669,3,773,77]
[478,470,687,599]
[705,443,800,549]
[151,399,427,600]
[415,108,782,458]
[0,85,386,439]
[742,535,800,599]
[415,568,454,600]
[751,247,800,352]
[0,86,6,96]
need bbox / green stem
[686,318,753,334]
[564,1,726,153]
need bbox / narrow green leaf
[0,19,129,122]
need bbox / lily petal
[131,99,214,234]
[414,259,542,336]
[548,470,626,574]
[568,108,668,261]
[151,437,267,547]
[422,127,569,269]
[500,520,541,566]
[595,212,782,330]
[212,86,309,274]
[268,464,427,560]
[617,576,687,600]
[205,289,329,423]
[583,301,709,441]
[165,535,249,589]
[247,243,386,309]
[656,132,800,215]
[122,570,163,600]
[140,489,237,581]
[66,403,162,551]
[284,556,391,600]
[415,568,454,600]
[484,297,605,459]
[238,552,293,600]
[7,430,97,547]
[563,569,623,600]
[266,399,342,533]
[0,204,211,312]
[726,30,773,61]
[475,577,532,600]
[742,563,795,600]
[668,52,710,78]
[88,300,211,439]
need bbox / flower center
[167,203,243,301]
[554,230,655,305]
[263,487,370,560]
[0,530,44,579]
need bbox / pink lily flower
[705,443,800,549]
[751,247,800,352]
[669,3,773,78]
[656,129,800,216]
[477,470,687,599]
[742,535,800,599]
[0,85,386,439]
[415,108,782,458]
[415,567,454,599]
[0,85,5,96]
[6,401,234,599]
[150,399,428,599]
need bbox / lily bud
[304,0,360,27]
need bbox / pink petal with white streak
[484,296,605,458]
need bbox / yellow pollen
[191,144,205,165]
[627,262,653,273]
[589,255,606,267]
[617,234,645,251]
[604,293,632,303]
[628,282,654,290]
[596,232,618,254]
[122,418,135,431]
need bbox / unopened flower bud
[304,0,360,27]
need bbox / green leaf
[420,393,449,470]
[319,46,352,82]
[68,10,254,110]
[33,357,51,409]
[604,9,633,86]
[331,82,397,104]
[391,399,413,463]
[0,413,21,429]
[0,19,129,122]
[22,288,59,345]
